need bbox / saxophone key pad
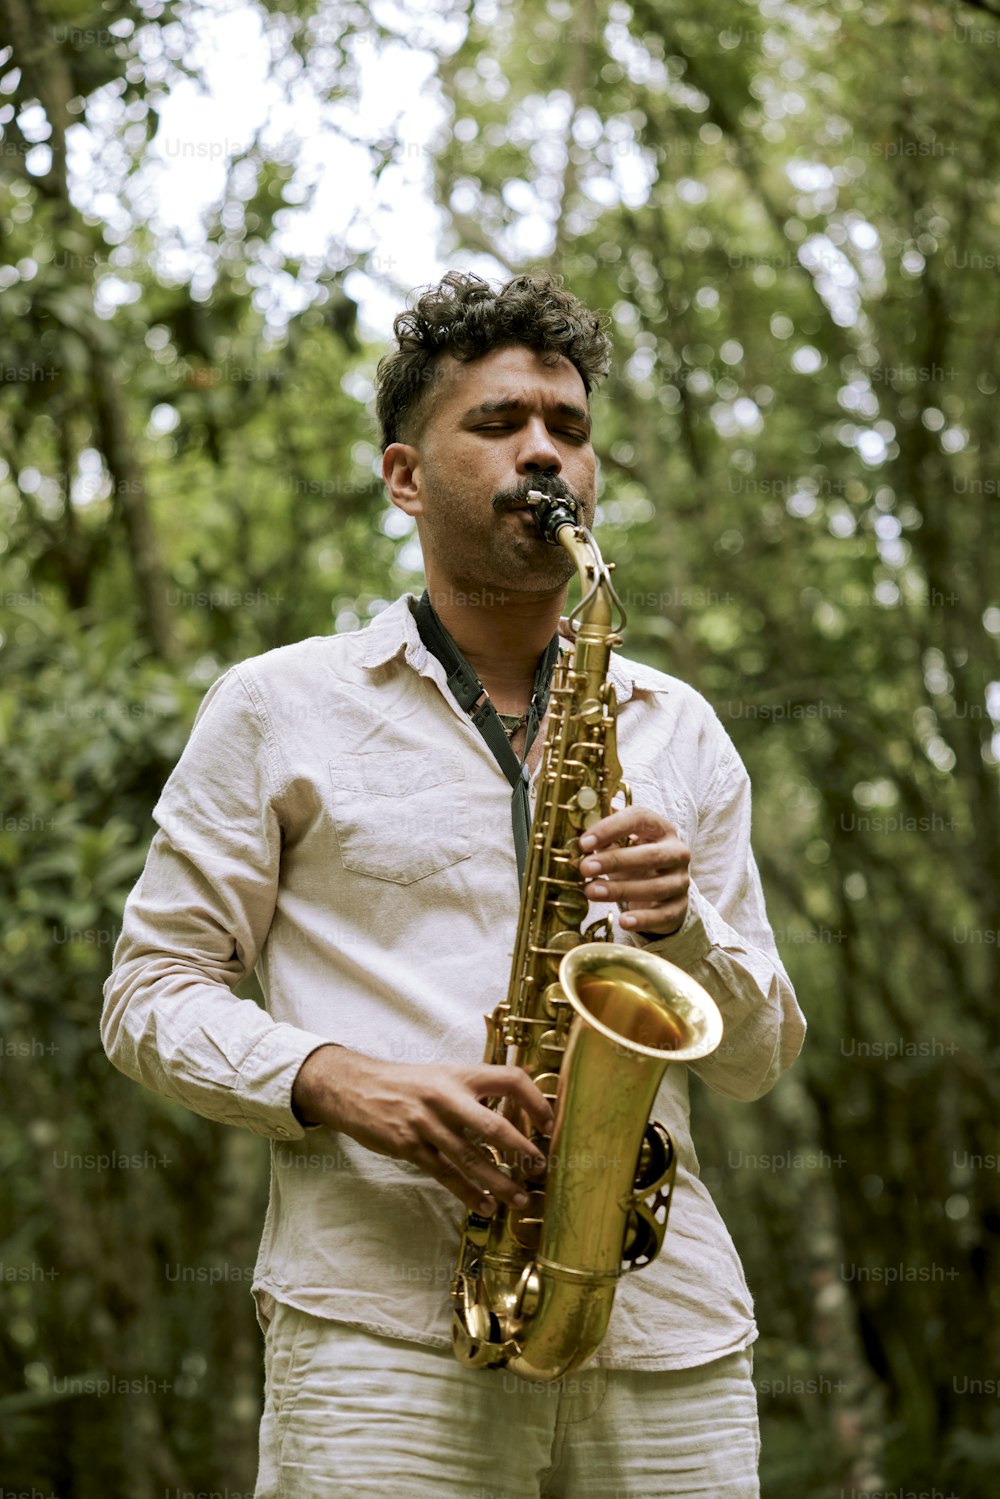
[552,889,589,925]
[509,1195,545,1251]
[544,928,580,977]
[541,982,568,1020]
[565,783,601,829]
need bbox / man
[102,270,805,1498]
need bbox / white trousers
[255,1304,760,1499]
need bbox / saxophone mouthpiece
[525,489,580,544]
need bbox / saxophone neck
[524,489,627,646]
[523,492,624,703]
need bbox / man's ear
[382,443,423,517]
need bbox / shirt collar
[357,593,667,704]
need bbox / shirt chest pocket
[328,751,471,885]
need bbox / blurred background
[1,0,998,1494]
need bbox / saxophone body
[450,492,724,1382]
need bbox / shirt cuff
[235,1023,337,1141]
[629,881,738,969]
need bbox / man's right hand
[291,1044,554,1217]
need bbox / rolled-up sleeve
[636,738,805,1101]
[100,667,331,1140]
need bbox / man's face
[389,344,598,594]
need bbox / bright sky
[114,0,504,336]
[55,0,658,333]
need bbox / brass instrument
[450,490,724,1382]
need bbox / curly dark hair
[374,270,612,450]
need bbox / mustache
[492,476,579,514]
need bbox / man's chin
[493,552,578,594]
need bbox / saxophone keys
[531,1070,561,1104]
[582,915,613,943]
[567,740,599,770]
[526,1070,559,1160]
[633,1121,674,1192]
[622,1193,671,1270]
[535,1028,562,1065]
[565,783,601,829]
[482,1012,507,1066]
[451,1275,505,1369]
[545,929,581,977]
[509,1192,546,1251]
[552,888,589,925]
[514,1265,542,1321]
[541,983,567,1020]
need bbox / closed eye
[475,424,588,443]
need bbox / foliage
[1,0,998,1493]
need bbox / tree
[1,1,997,1492]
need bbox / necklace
[496,711,528,739]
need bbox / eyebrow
[460,397,592,432]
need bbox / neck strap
[412,592,560,888]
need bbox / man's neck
[423,573,565,708]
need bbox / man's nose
[516,419,562,473]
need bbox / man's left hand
[578,807,690,938]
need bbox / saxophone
[450,490,724,1382]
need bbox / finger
[579,806,675,852]
[619,899,688,936]
[473,1108,549,1174]
[410,1142,505,1216]
[585,871,690,906]
[471,1065,555,1134]
[427,1128,532,1211]
[581,837,690,880]
[419,1087,545,1184]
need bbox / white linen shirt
[101,593,806,1370]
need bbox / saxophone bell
[559,943,724,1065]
